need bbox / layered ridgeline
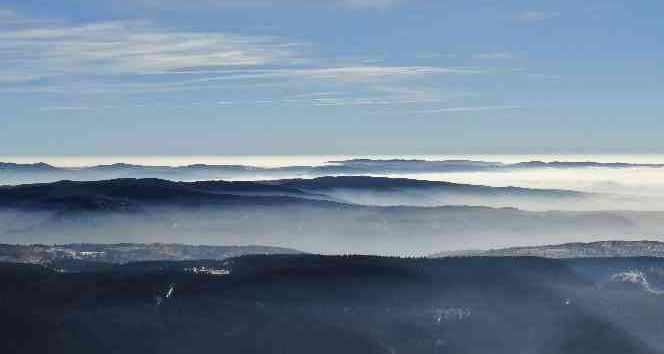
[1,178,664,255]
[2,158,664,184]
[0,243,302,265]
[0,175,596,210]
[268,176,601,210]
[431,241,664,258]
[7,241,664,267]
[2,255,664,354]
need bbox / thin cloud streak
[36,87,462,111]
[39,106,94,111]
[122,0,407,11]
[370,105,525,115]
[342,0,404,10]
[474,52,514,59]
[512,10,560,23]
[163,66,482,86]
[1,66,482,95]
[415,105,524,113]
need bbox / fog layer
[2,204,663,256]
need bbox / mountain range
[2,158,663,185]
[431,240,664,259]
[0,175,590,210]
[0,243,302,265]
[1,177,663,254]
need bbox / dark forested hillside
[2,255,663,354]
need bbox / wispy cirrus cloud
[0,65,481,95]
[417,105,523,113]
[285,86,465,106]
[2,65,479,96]
[3,6,488,113]
[0,10,304,83]
[372,105,524,115]
[39,106,94,112]
[124,0,406,11]
[36,86,468,111]
[0,8,479,90]
[161,66,481,87]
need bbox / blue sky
[1,0,663,155]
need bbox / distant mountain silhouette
[2,158,663,184]
[0,162,58,172]
[0,178,330,211]
[0,176,589,212]
[271,175,583,197]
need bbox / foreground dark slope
[2,255,664,354]
[1,178,663,254]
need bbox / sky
[1,0,663,155]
